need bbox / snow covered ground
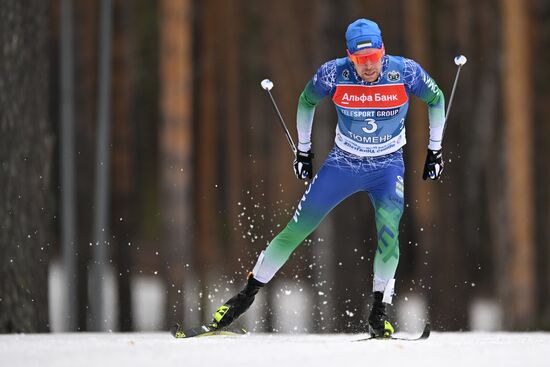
[1,331,548,367]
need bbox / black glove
[422,149,444,181]
[293,150,314,180]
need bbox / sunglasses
[347,46,385,64]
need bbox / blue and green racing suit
[252,54,445,303]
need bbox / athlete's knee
[374,201,403,226]
[276,223,312,246]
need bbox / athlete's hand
[422,149,444,181]
[293,150,314,180]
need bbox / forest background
[1,0,549,333]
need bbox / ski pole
[260,79,297,154]
[443,55,467,137]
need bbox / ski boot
[368,291,394,338]
[211,273,265,329]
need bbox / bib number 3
[361,118,378,133]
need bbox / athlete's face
[349,47,384,82]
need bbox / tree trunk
[159,0,194,328]
[532,0,550,328]
[462,0,500,316]
[0,0,53,333]
[73,0,99,330]
[501,0,536,329]
[195,0,222,321]
[111,0,134,331]
[220,0,244,273]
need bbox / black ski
[354,323,430,342]
[170,323,247,339]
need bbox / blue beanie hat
[346,19,383,53]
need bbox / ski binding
[355,323,430,342]
[170,323,247,339]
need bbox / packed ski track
[1,332,548,367]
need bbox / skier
[212,18,445,338]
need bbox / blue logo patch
[388,70,400,81]
[342,69,350,80]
